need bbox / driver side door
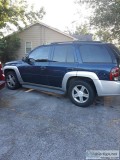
[18,45,51,85]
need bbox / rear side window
[108,44,120,57]
[53,46,67,62]
[52,45,75,62]
[67,46,75,62]
[108,44,120,63]
[109,44,120,55]
[79,44,112,63]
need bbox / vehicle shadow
[94,96,120,108]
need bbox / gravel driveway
[0,88,120,160]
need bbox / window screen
[26,42,32,54]
[79,44,112,63]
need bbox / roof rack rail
[51,41,73,45]
[73,40,102,43]
[51,41,102,45]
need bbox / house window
[26,42,32,54]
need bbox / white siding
[16,23,74,58]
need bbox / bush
[0,34,20,63]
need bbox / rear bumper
[0,81,5,90]
[94,80,120,96]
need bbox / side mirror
[22,57,25,61]
[29,58,35,64]
[22,56,29,63]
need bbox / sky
[27,0,91,32]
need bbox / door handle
[41,66,46,70]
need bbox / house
[16,22,75,58]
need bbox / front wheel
[5,71,21,90]
[68,80,95,107]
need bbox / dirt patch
[0,97,11,108]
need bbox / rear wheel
[68,80,95,107]
[5,71,21,90]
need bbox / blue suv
[4,41,120,107]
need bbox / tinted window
[108,44,120,63]
[53,45,75,62]
[67,46,75,62]
[53,46,67,62]
[108,44,120,56]
[111,44,120,53]
[29,46,50,62]
[79,44,112,63]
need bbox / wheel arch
[4,66,23,84]
[66,77,97,95]
[62,71,99,95]
[4,69,15,75]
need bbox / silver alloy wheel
[6,74,16,88]
[72,85,89,103]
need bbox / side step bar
[22,84,65,95]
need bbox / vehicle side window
[29,46,50,62]
[79,44,112,63]
[67,46,75,62]
[52,45,75,62]
[53,46,67,62]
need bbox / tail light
[110,67,120,81]
[0,62,5,80]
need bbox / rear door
[48,44,78,88]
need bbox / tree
[66,24,90,35]
[74,24,89,35]
[0,0,45,34]
[0,0,45,62]
[93,30,113,42]
[77,0,120,45]
[0,34,20,63]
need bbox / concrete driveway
[0,88,120,160]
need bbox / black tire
[68,80,95,107]
[5,71,21,90]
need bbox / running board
[22,84,65,95]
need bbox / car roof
[31,41,108,52]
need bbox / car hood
[4,60,24,66]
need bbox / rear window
[110,44,120,52]
[108,44,120,57]
[79,44,112,63]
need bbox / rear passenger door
[48,44,77,88]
